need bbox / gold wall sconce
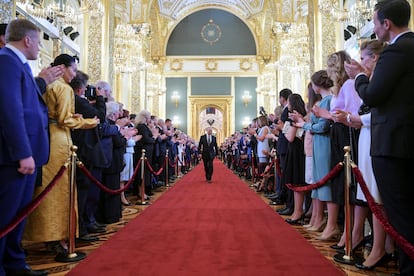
[171,91,180,107]
[242,90,252,107]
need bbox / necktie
[207,135,211,145]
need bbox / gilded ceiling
[157,0,265,19]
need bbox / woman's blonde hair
[326,50,351,95]
[258,115,268,127]
[360,40,387,57]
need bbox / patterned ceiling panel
[157,0,265,19]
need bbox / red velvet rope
[286,162,343,192]
[78,159,142,195]
[352,166,414,260]
[168,156,178,167]
[0,165,67,239]
[240,162,250,170]
[259,158,276,177]
[145,158,165,176]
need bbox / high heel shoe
[355,253,392,270]
[335,237,367,254]
[285,214,305,225]
[122,201,131,206]
[307,219,327,232]
[316,229,341,241]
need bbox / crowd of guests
[0,18,200,276]
[1,1,413,275]
[220,2,414,274]
[25,67,202,255]
[221,65,396,272]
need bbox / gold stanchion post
[334,146,363,265]
[55,145,86,262]
[165,150,170,187]
[136,149,150,205]
[273,155,277,190]
[249,151,255,187]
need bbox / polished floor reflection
[24,176,399,275]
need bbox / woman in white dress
[334,40,394,270]
[255,115,270,186]
[120,126,142,206]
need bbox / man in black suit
[198,127,218,183]
[345,1,414,274]
[70,71,108,241]
[274,89,293,215]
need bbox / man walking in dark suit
[0,19,51,276]
[198,127,218,183]
[345,1,414,274]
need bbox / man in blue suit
[0,19,60,276]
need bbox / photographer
[70,71,112,241]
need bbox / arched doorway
[188,96,232,144]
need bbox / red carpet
[68,160,344,276]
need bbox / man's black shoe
[277,208,293,216]
[76,234,99,243]
[87,224,106,233]
[266,193,279,199]
[6,267,48,276]
[276,207,288,213]
[269,199,284,205]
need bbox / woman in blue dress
[294,70,333,232]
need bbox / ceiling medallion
[201,19,222,45]
[205,59,218,71]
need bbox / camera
[259,106,267,116]
[85,85,96,100]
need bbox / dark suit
[198,134,218,181]
[277,106,292,206]
[134,123,155,195]
[355,32,414,275]
[72,95,107,235]
[0,47,49,272]
[96,119,126,224]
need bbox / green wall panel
[191,77,231,95]
[166,77,188,132]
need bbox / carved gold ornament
[240,59,252,71]
[170,59,183,71]
[205,59,218,71]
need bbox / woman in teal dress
[295,70,333,232]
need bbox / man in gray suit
[345,1,414,274]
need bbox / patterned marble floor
[23,176,399,275]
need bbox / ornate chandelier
[17,0,104,26]
[113,24,148,73]
[318,0,374,24]
[273,22,310,74]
